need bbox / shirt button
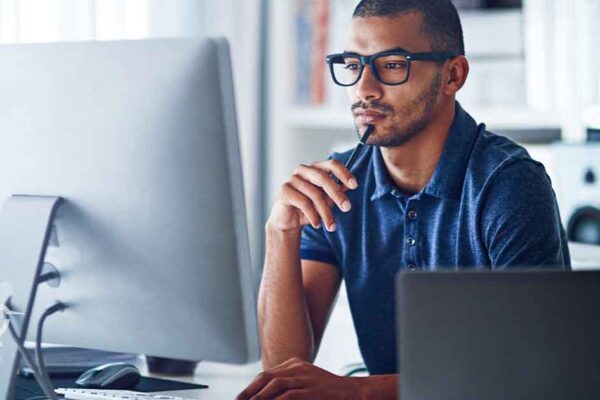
[407,210,418,220]
[406,236,416,246]
[407,264,417,271]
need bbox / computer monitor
[0,38,259,396]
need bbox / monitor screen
[0,38,259,374]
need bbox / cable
[7,321,56,400]
[344,366,368,376]
[5,301,67,400]
[35,302,66,400]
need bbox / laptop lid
[397,270,600,400]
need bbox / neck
[380,101,455,194]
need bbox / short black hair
[353,0,465,56]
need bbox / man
[238,0,570,399]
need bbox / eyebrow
[342,46,412,55]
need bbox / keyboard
[55,388,193,400]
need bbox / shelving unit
[288,105,562,131]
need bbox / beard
[352,71,442,147]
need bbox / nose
[354,64,383,102]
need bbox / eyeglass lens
[332,54,410,85]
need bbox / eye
[384,61,407,69]
[344,63,360,71]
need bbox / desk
[145,361,261,399]
[146,242,600,399]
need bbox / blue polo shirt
[300,103,571,375]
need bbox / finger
[294,165,352,214]
[313,159,358,190]
[237,358,305,400]
[250,377,304,400]
[237,370,274,400]
[276,389,311,400]
[280,183,321,229]
[288,175,336,231]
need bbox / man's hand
[236,357,364,400]
[268,160,358,233]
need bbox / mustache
[351,100,394,114]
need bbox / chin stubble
[370,71,442,148]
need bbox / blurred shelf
[288,106,562,131]
[468,107,562,130]
[459,8,523,57]
[288,106,353,130]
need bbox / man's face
[346,13,443,146]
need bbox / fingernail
[328,223,337,232]
[341,200,351,212]
[348,178,358,189]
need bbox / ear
[442,56,469,96]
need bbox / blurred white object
[461,9,523,56]
[583,103,600,131]
[523,0,557,111]
[553,145,600,245]
[457,8,526,110]
[458,59,525,108]
[569,242,600,270]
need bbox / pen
[334,124,375,186]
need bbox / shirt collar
[370,145,395,201]
[422,102,479,200]
[369,102,479,202]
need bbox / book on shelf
[294,0,357,108]
[295,0,329,106]
[310,0,328,105]
[295,0,312,105]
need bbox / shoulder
[465,127,551,199]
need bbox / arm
[361,375,398,399]
[258,227,341,368]
[240,161,400,399]
[258,159,357,369]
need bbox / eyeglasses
[325,49,457,86]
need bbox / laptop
[397,270,600,400]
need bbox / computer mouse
[75,362,141,390]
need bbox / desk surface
[146,361,261,399]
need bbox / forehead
[345,13,432,54]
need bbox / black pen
[334,124,375,186]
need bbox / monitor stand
[145,356,199,376]
[0,195,62,399]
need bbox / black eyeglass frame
[325,50,457,86]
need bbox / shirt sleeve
[300,224,339,267]
[480,160,571,269]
